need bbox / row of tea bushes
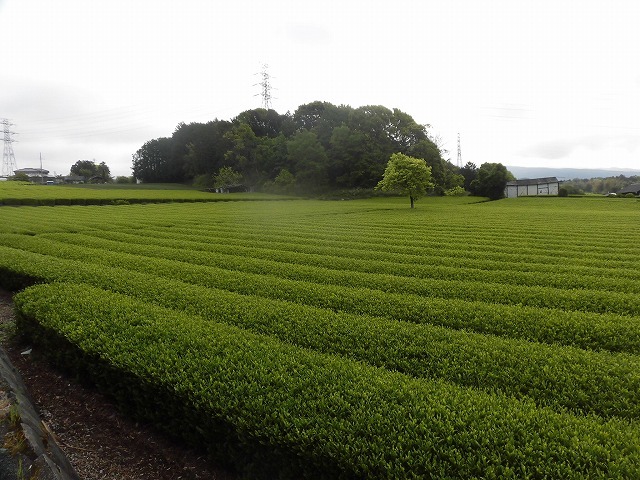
[2,245,640,420]
[47,229,640,294]
[2,235,640,355]
[13,282,640,479]
[102,220,640,272]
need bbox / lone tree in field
[376,153,433,208]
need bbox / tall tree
[182,120,233,178]
[235,108,291,138]
[95,161,111,183]
[471,162,511,200]
[460,162,478,191]
[376,153,434,208]
[223,123,263,187]
[132,138,173,182]
[329,125,379,188]
[70,160,112,183]
[70,160,98,178]
[287,130,329,192]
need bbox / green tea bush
[14,283,640,479]
[2,234,640,355]
[2,244,640,420]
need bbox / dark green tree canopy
[70,160,112,183]
[471,163,511,200]
[132,138,173,183]
[131,102,460,195]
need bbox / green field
[0,181,286,205]
[1,183,639,478]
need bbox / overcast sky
[1,0,638,177]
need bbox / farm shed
[618,183,640,195]
[504,177,560,198]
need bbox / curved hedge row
[14,282,640,479]
[2,236,640,356]
[2,245,640,420]
[46,230,640,294]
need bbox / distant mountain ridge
[506,166,640,180]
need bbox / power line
[2,118,18,176]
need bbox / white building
[504,177,560,198]
[13,167,54,183]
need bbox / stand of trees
[562,175,640,195]
[131,102,465,194]
[70,160,112,183]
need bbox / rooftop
[506,177,560,186]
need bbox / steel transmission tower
[456,133,462,168]
[2,118,18,177]
[254,64,273,110]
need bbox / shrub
[444,186,467,196]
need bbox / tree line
[562,175,640,195]
[132,102,471,195]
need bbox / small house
[504,177,560,198]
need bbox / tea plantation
[1,183,639,478]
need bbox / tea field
[0,185,639,478]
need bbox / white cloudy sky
[1,0,638,177]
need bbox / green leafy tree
[235,108,293,138]
[375,153,434,208]
[182,120,233,179]
[70,160,112,183]
[287,130,329,192]
[132,138,173,182]
[270,168,296,194]
[94,161,111,183]
[214,166,243,192]
[329,125,378,188]
[223,123,261,186]
[70,160,97,178]
[460,162,478,191]
[471,162,511,200]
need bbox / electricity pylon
[1,118,18,177]
[254,64,273,110]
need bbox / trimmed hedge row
[112,220,640,271]
[82,223,640,282]
[3,236,640,357]
[2,246,640,420]
[13,282,640,479]
[47,229,640,295]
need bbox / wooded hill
[132,102,464,194]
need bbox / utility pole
[1,118,18,177]
[254,64,273,110]
[456,133,462,168]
